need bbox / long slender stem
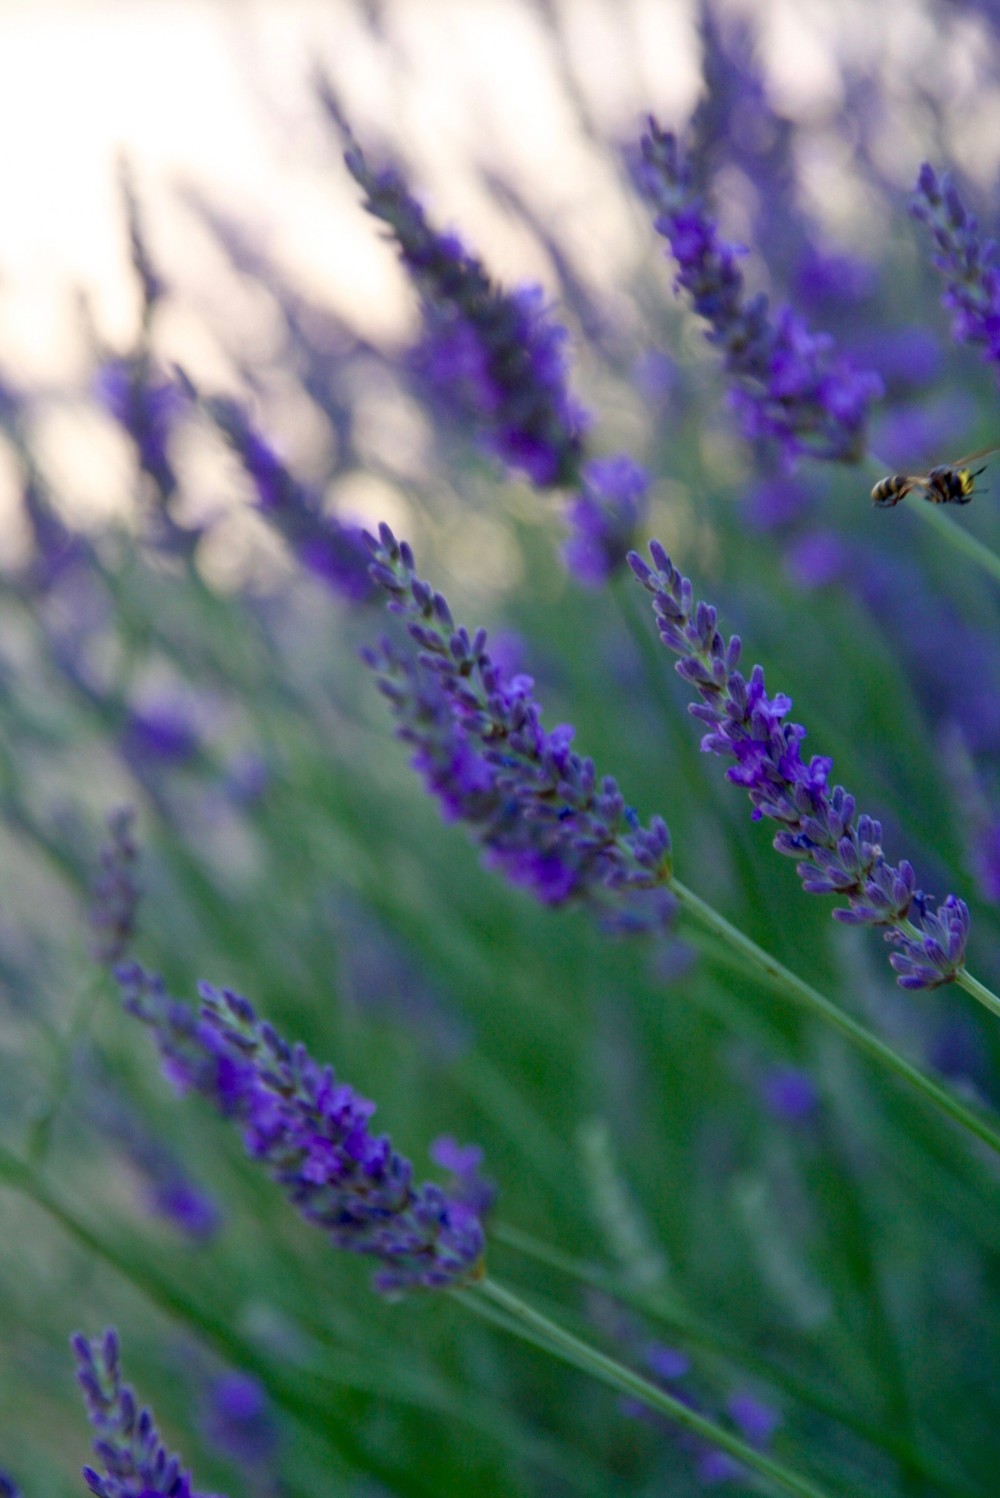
[955,964,1000,1020]
[672,878,1000,1158]
[489,1222,973,1496]
[908,494,1000,587]
[462,1277,832,1498]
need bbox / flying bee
[871,444,1000,508]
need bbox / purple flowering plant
[7,9,1000,1498]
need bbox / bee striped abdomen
[870,475,914,507]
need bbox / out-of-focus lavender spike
[201,1373,279,1468]
[198,390,374,604]
[912,162,1000,373]
[319,80,588,491]
[118,156,166,331]
[72,1327,224,1498]
[118,963,488,1293]
[363,528,675,936]
[94,355,185,508]
[629,543,970,990]
[89,807,141,968]
[0,1473,22,1498]
[632,118,883,466]
[562,455,650,588]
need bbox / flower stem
[672,878,1000,1158]
[489,1221,972,1496]
[461,1276,832,1498]
[955,964,1000,1020]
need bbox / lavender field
[3,2,1000,1493]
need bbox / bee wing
[905,477,937,500]
[948,442,1000,468]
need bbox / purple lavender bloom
[121,703,200,770]
[632,120,883,465]
[327,101,588,490]
[89,807,141,968]
[201,1374,278,1467]
[634,1336,780,1488]
[144,1178,222,1241]
[82,1059,222,1241]
[728,1391,782,1447]
[430,1135,498,1218]
[203,394,373,604]
[793,247,878,312]
[645,1344,690,1381]
[0,1474,22,1498]
[95,356,184,501]
[628,541,970,989]
[741,475,814,532]
[784,530,850,591]
[562,455,650,587]
[362,523,674,935]
[117,964,487,1293]
[912,162,1000,371]
[72,1327,224,1498]
[761,1066,819,1124]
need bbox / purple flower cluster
[633,119,883,464]
[89,807,141,968]
[613,1316,781,1487]
[117,963,487,1293]
[201,1374,278,1468]
[95,356,183,503]
[562,454,650,588]
[72,1327,223,1498]
[331,113,588,490]
[912,162,1000,369]
[203,394,373,603]
[363,523,674,933]
[0,1473,22,1498]
[628,541,970,989]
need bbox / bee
[871,445,1000,508]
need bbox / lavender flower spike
[362,523,674,935]
[72,1326,224,1498]
[633,119,883,464]
[117,964,487,1293]
[89,807,141,968]
[201,392,373,603]
[322,87,587,489]
[912,162,1000,370]
[628,541,970,990]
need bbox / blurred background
[4,1,1000,1494]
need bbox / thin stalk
[910,495,1000,587]
[490,1222,975,1498]
[955,964,1000,1020]
[461,1276,833,1498]
[27,972,107,1165]
[672,879,1000,1159]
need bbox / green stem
[461,1276,832,1498]
[27,972,107,1165]
[909,498,1000,588]
[489,1222,973,1496]
[955,964,1000,1021]
[672,879,1000,1158]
